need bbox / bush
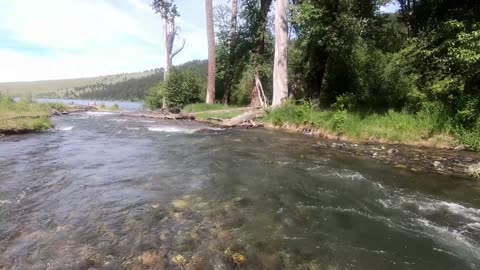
[46,102,67,111]
[351,43,417,111]
[146,69,201,109]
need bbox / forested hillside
[69,60,208,101]
[0,71,156,98]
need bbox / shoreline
[262,123,480,179]
[3,106,479,179]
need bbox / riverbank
[181,103,480,178]
[0,98,61,135]
[262,102,480,150]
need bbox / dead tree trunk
[205,0,216,104]
[152,0,185,108]
[272,0,289,106]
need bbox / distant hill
[74,72,164,101]
[68,59,208,101]
[0,60,208,101]
[0,70,160,98]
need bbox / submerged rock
[139,250,160,266]
[173,254,188,266]
[232,253,247,266]
[433,161,444,170]
[467,163,480,178]
[172,199,193,211]
[224,248,247,266]
[186,256,205,270]
[387,149,399,155]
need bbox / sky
[0,0,398,83]
[0,0,229,82]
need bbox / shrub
[146,69,201,109]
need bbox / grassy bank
[183,103,238,113]
[0,97,64,134]
[264,102,480,150]
[184,103,246,122]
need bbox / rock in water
[173,255,187,266]
[172,199,193,211]
[467,163,480,178]
[433,161,444,170]
[139,251,160,266]
[232,253,247,266]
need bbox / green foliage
[110,104,120,111]
[146,69,202,109]
[0,99,53,133]
[44,102,67,112]
[265,103,456,145]
[214,0,274,104]
[332,110,347,134]
[351,43,417,110]
[264,100,314,126]
[195,111,244,121]
[31,117,53,130]
[183,103,237,113]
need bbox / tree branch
[171,38,186,58]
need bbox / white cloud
[0,0,209,82]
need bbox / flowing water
[1,112,480,270]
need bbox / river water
[0,112,479,270]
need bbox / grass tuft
[183,103,238,113]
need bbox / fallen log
[196,106,260,114]
[220,109,265,127]
[66,105,98,113]
[121,112,195,120]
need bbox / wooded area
[145,0,479,149]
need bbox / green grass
[195,111,244,121]
[264,102,462,148]
[0,97,54,134]
[183,103,239,113]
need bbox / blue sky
[0,0,398,82]
[0,0,229,82]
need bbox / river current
[0,111,479,269]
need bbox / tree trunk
[272,0,288,106]
[163,18,170,108]
[205,0,216,104]
[161,16,185,109]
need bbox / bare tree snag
[206,0,216,104]
[251,73,269,108]
[272,0,289,106]
[152,0,186,108]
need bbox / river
[0,111,479,269]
